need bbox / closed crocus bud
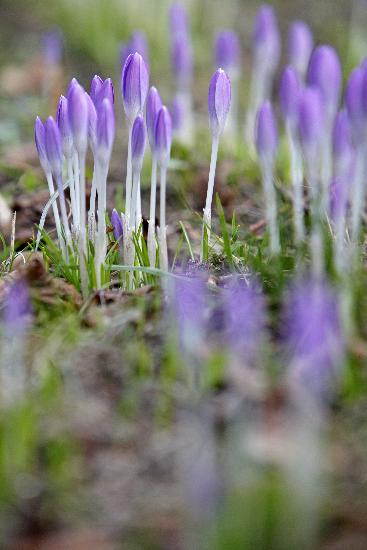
[288,21,313,77]
[111,208,123,241]
[215,30,240,72]
[56,95,73,158]
[85,92,97,153]
[297,87,324,149]
[154,106,172,168]
[97,78,115,106]
[208,68,231,139]
[34,116,49,174]
[67,80,89,154]
[255,101,278,158]
[279,65,301,123]
[131,114,146,172]
[90,74,103,104]
[307,45,342,117]
[146,86,163,149]
[121,31,150,69]
[96,98,115,165]
[253,4,280,67]
[45,116,63,177]
[121,52,149,125]
[345,66,364,142]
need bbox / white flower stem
[130,170,140,232]
[261,159,280,255]
[67,156,77,229]
[46,172,62,245]
[159,166,168,271]
[73,151,80,227]
[287,124,305,244]
[89,159,99,220]
[56,174,71,247]
[136,179,142,231]
[79,153,86,231]
[148,155,158,267]
[125,124,133,220]
[201,136,219,259]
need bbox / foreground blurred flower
[255,101,280,254]
[202,69,231,259]
[284,277,344,400]
[1,279,32,405]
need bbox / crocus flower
[56,95,73,158]
[130,114,146,230]
[255,101,280,254]
[288,21,313,79]
[345,66,365,144]
[121,52,149,125]
[35,116,50,175]
[111,208,123,242]
[202,69,231,260]
[279,66,300,126]
[146,86,163,267]
[3,279,32,336]
[214,30,240,72]
[284,277,344,400]
[307,45,341,121]
[297,86,324,162]
[171,95,184,133]
[90,74,103,104]
[225,281,266,364]
[45,116,71,243]
[155,106,172,270]
[67,79,89,155]
[96,98,115,167]
[42,28,63,65]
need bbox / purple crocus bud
[90,75,103,104]
[154,106,172,168]
[45,116,63,177]
[284,277,344,398]
[225,281,266,363]
[67,80,89,154]
[208,68,231,139]
[111,208,123,241]
[297,87,324,150]
[146,86,163,150]
[97,78,115,107]
[345,66,364,142]
[56,95,73,158]
[171,95,184,132]
[121,52,149,125]
[214,30,240,72]
[120,31,150,69]
[96,98,115,165]
[252,4,280,67]
[3,279,32,336]
[307,45,342,117]
[131,114,146,172]
[279,65,301,123]
[288,21,313,77]
[34,116,49,174]
[171,37,193,86]
[255,101,278,158]
[85,92,97,153]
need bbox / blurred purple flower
[284,277,344,398]
[120,31,149,69]
[42,28,63,65]
[131,114,146,172]
[172,275,208,345]
[329,178,349,223]
[3,279,32,336]
[279,65,300,124]
[255,101,278,159]
[154,106,172,168]
[288,21,313,78]
[252,4,280,67]
[111,208,123,241]
[170,95,184,133]
[225,281,266,364]
[307,45,342,118]
[345,66,365,143]
[96,98,115,165]
[146,86,163,150]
